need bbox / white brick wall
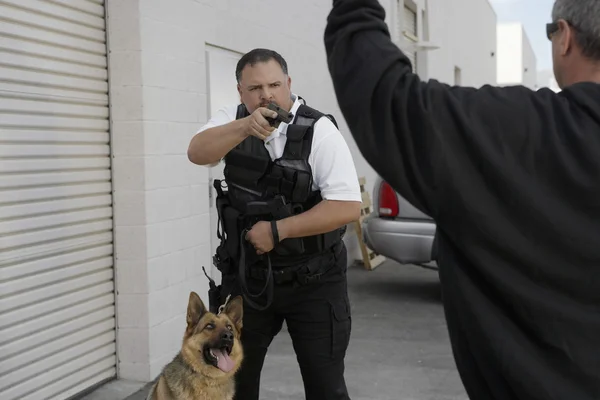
[106,0,496,382]
[107,0,211,381]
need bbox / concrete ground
[82,261,468,400]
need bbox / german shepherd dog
[147,292,244,400]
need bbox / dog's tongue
[213,349,234,372]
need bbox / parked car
[362,176,438,269]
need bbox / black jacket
[324,1,600,399]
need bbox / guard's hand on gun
[246,221,276,254]
[245,107,278,141]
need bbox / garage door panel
[0,66,108,95]
[46,0,106,19]
[0,21,105,58]
[0,158,111,175]
[0,50,107,80]
[0,96,108,119]
[1,0,106,30]
[0,129,108,143]
[25,355,116,400]
[1,331,116,391]
[46,369,117,400]
[2,345,116,400]
[0,93,108,117]
[0,170,111,189]
[0,81,108,102]
[0,195,112,221]
[0,318,114,375]
[0,36,107,68]
[0,114,108,132]
[0,182,111,204]
[0,207,114,236]
[0,283,114,333]
[0,232,113,267]
[0,143,110,157]
[1,244,112,281]
[0,4,106,45]
[0,269,113,315]
[0,219,113,253]
[0,255,113,296]
[0,0,115,397]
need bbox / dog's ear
[224,296,243,331]
[186,291,207,331]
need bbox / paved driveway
[117,260,467,400]
[258,261,467,400]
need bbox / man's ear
[224,296,243,331]
[186,292,207,332]
[559,19,573,56]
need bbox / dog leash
[217,294,231,315]
[237,229,274,311]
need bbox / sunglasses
[546,22,559,40]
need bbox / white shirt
[197,94,362,202]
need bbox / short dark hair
[235,48,289,82]
[552,0,600,61]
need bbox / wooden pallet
[354,176,386,270]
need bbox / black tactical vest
[212,100,344,269]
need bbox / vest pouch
[291,170,312,203]
[221,204,242,261]
[225,150,270,186]
[273,237,305,257]
[228,182,268,211]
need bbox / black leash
[237,229,274,311]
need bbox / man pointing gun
[188,48,361,400]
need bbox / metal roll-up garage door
[0,1,116,399]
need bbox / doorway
[205,44,243,283]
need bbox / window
[399,1,418,72]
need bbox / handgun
[265,102,293,127]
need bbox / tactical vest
[212,100,345,273]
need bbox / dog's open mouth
[203,343,234,373]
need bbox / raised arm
[323,0,557,219]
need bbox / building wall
[106,0,497,383]
[106,0,397,381]
[496,22,537,89]
[521,27,538,89]
[497,23,524,85]
[426,0,498,87]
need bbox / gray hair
[552,0,600,60]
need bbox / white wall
[521,27,537,89]
[426,0,497,87]
[497,23,523,85]
[497,22,537,89]
[105,0,498,382]
[106,0,395,382]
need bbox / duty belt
[247,243,342,286]
[247,265,322,285]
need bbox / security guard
[188,48,361,400]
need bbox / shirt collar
[265,93,301,144]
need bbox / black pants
[222,243,352,400]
